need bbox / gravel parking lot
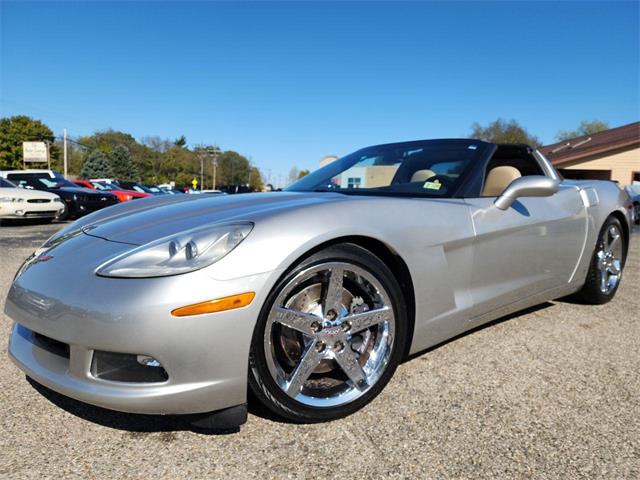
[0,221,638,479]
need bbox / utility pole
[208,145,221,190]
[212,157,218,189]
[63,128,68,178]
[200,158,203,191]
[45,140,51,170]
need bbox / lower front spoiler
[8,324,241,417]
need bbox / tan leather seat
[410,169,436,183]
[482,166,521,196]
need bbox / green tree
[161,145,199,186]
[297,169,310,179]
[109,145,140,181]
[217,150,251,186]
[80,150,113,179]
[0,115,57,170]
[174,135,187,148]
[469,119,541,147]
[249,166,264,191]
[79,129,153,181]
[555,120,609,142]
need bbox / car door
[464,163,587,321]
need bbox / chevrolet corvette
[5,139,632,429]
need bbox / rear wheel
[575,216,626,304]
[248,243,407,423]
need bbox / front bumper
[5,234,278,415]
[66,197,119,218]
[0,202,64,219]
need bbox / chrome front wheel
[249,244,406,423]
[265,262,395,408]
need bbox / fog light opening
[92,351,168,383]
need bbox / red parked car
[73,180,151,202]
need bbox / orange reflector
[171,292,255,317]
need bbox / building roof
[540,121,640,166]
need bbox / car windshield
[7,172,77,189]
[92,182,116,191]
[0,178,17,188]
[287,139,488,197]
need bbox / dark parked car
[0,170,119,219]
[117,181,167,196]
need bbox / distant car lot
[0,221,638,478]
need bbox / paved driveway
[0,222,638,479]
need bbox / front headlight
[96,223,253,278]
[0,197,25,203]
[53,197,63,203]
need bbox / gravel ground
[0,221,638,479]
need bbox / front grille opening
[25,211,57,216]
[91,351,169,383]
[32,331,70,359]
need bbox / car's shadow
[26,378,239,435]
[27,301,555,432]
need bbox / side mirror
[494,175,560,210]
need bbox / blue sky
[1,1,638,185]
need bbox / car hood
[0,187,60,199]
[77,191,347,246]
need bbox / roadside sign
[192,178,198,189]
[23,142,48,163]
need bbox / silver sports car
[5,139,633,429]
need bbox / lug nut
[341,321,351,332]
[334,341,345,352]
[310,321,321,333]
[315,341,326,353]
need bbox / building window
[347,177,361,189]
[633,171,640,183]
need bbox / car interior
[481,145,545,197]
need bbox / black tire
[574,216,626,305]
[56,207,69,221]
[248,243,408,423]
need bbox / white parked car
[0,177,65,224]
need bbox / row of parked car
[0,169,206,225]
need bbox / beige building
[540,122,640,185]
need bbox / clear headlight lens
[96,223,253,278]
[0,197,25,203]
[53,197,63,203]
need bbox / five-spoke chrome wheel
[264,262,395,408]
[596,224,623,295]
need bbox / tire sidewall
[248,243,408,423]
